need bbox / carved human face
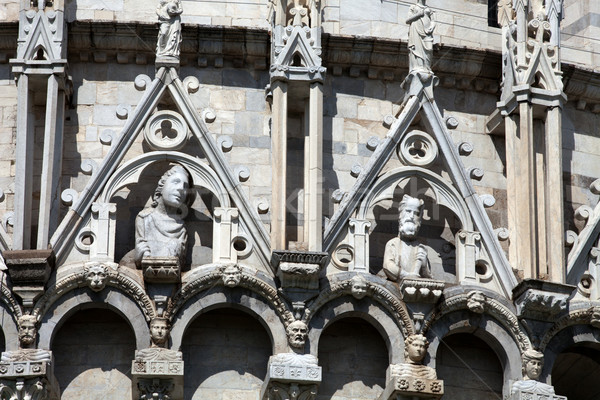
[351,277,368,299]
[222,265,241,288]
[18,317,36,347]
[85,264,108,292]
[150,319,169,346]
[286,321,308,348]
[467,291,486,314]
[399,199,422,238]
[524,359,543,380]
[406,337,427,363]
[591,306,600,329]
[161,170,189,209]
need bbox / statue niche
[120,164,195,277]
[383,195,433,281]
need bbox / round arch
[38,287,150,350]
[426,309,522,395]
[170,286,287,353]
[307,295,403,363]
[356,166,473,231]
[100,151,230,208]
[542,323,600,380]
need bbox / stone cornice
[0,21,599,110]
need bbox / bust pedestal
[260,353,322,400]
[131,348,184,400]
[0,349,59,400]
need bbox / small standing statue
[134,164,193,268]
[156,0,183,61]
[511,349,557,396]
[383,195,432,281]
[406,0,436,74]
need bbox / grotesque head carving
[286,320,308,349]
[18,315,37,348]
[398,195,424,239]
[152,164,193,212]
[222,264,242,288]
[84,263,109,292]
[404,334,429,364]
[522,349,544,380]
[150,317,170,347]
[466,291,486,314]
[350,275,368,299]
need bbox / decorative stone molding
[379,375,443,400]
[32,263,155,323]
[305,274,413,338]
[142,257,180,284]
[132,348,183,400]
[3,250,55,308]
[425,288,531,352]
[0,349,58,400]
[400,279,444,304]
[167,264,295,327]
[261,353,321,400]
[538,305,595,351]
[510,391,566,400]
[513,280,574,321]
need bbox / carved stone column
[212,207,239,264]
[348,219,371,272]
[90,202,117,262]
[260,353,321,400]
[10,0,70,250]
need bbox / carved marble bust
[84,262,109,292]
[383,195,432,281]
[286,320,308,350]
[406,0,436,74]
[1,314,52,363]
[134,164,193,267]
[391,334,437,380]
[156,0,183,60]
[511,349,555,395]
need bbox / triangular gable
[15,10,63,62]
[50,67,272,271]
[274,26,322,69]
[323,75,518,298]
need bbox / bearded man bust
[383,195,432,281]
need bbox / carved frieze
[132,348,183,400]
[261,353,321,400]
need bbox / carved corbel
[212,207,240,264]
[3,250,55,309]
[348,219,371,272]
[399,278,444,332]
[260,353,321,400]
[0,348,59,400]
[272,250,328,318]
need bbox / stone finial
[406,0,436,74]
[156,0,183,62]
[149,317,170,348]
[221,264,242,288]
[383,195,432,281]
[83,262,109,292]
[17,314,37,348]
[286,320,308,350]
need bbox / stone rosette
[379,375,444,400]
[0,360,48,378]
[510,391,567,400]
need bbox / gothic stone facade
[0,0,600,399]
